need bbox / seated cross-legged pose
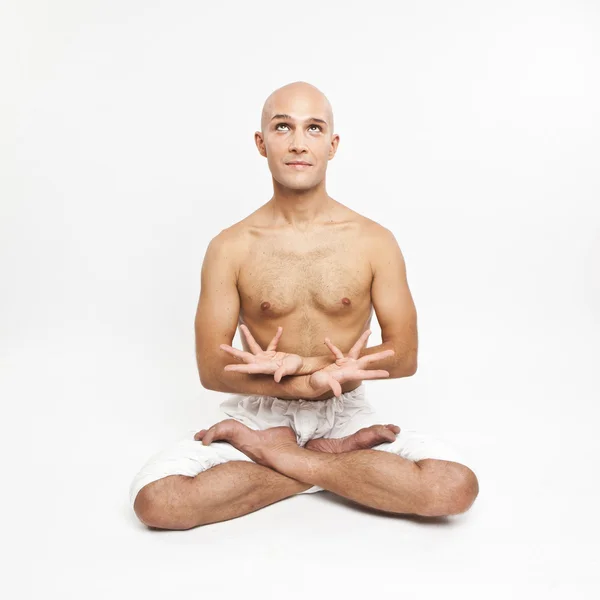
[130,81,479,530]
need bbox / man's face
[256,95,339,191]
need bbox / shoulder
[362,219,396,242]
[334,202,397,242]
[355,217,400,255]
[204,224,248,279]
[330,203,401,266]
[355,219,404,275]
[207,226,239,254]
[328,202,388,238]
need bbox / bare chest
[237,239,372,319]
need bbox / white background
[2,1,599,598]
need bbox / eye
[275,123,322,132]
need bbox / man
[129,81,479,530]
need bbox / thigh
[129,430,251,508]
[371,428,470,467]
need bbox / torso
[227,201,378,398]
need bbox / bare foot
[305,424,400,453]
[194,419,298,465]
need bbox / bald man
[129,81,479,530]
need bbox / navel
[341,297,351,306]
[261,301,271,311]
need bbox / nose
[289,130,308,153]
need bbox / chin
[287,181,316,191]
[277,172,322,190]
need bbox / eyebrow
[270,113,328,125]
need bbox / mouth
[286,162,312,169]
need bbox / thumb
[274,366,286,382]
[201,426,220,445]
[381,427,397,442]
[329,376,342,398]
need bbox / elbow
[198,362,217,391]
[199,368,222,391]
[197,351,218,390]
[407,352,418,376]
[197,354,228,392]
[200,371,228,393]
[200,374,215,390]
[398,354,418,378]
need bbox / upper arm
[194,232,240,387]
[369,226,418,371]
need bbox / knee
[447,465,479,515]
[133,483,172,529]
[422,463,480,517]
[133,477,195,530]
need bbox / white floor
[5,315,599,600]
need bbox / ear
[329,133,340,159]
[255,131,267,157]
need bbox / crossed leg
[134,460,313,530]
[291,451,479,517]
[133,427,478,530]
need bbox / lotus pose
[129,81,479,530]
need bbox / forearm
[296,341,417,378]
[360,340,417,378]
[201,360,314,400]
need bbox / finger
[358,349,395,367]
[328,375,342,397]
[347,329,372,359]
[224,363,276,374]
[201,422,233,446]
[274,365,288,383]
[354,369,390,380]
[220,345,254,362]
[193,429,207,441]
[201,426,216,445]
[240,324,263,354]
[382,428,397,442]
[324,337,345,360]
[266,326,283,352]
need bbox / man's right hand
[220,324,305,382]
[308,330,394,398]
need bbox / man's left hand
[308,329,395,397]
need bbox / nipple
[261,301,271,311]
[341,297,351,306]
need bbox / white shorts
[129,385,469,507]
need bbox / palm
[309,330,395,397]
[220,325,303,381]
[245,350,303,374]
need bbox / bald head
[260,81,334,135]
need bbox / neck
[269,177,333,227]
